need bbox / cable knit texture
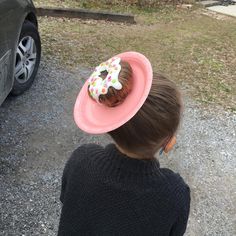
[58,144,190,236]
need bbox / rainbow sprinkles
[88,57,122,102]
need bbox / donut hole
[100,70,108,79]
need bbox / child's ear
[164,136,176,154]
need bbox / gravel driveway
[0,61,235,235]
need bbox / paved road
[0,61,235,235]
[208,1,236,18]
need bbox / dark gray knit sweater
[58,144,190,236]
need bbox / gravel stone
[0,61,235,235]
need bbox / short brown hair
[108,73,182,157]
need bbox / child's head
[74,52,182,157]
[88,59,182,157]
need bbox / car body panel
[0,0,37,105]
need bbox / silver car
[0,0,41,105]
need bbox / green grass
[34,0,157,14]
[34,0,193,25]
[37,4,236,112]
[34,0,185,12]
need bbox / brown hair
[108,73,182,158]
[88,60,133,107]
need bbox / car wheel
[11,20,41,95]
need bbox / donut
[88,57,122,102]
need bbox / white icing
[88,57,122,102]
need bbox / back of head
[108,73,182,158]
[87,59,182,157]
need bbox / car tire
[11,20,41,95]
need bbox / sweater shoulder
[70,143,103,159]
[159,168,190,206]
[66,143,104,170]
[160,168,187,186]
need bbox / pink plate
[73,51,153,134]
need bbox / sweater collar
[101,144,160,178]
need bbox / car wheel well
[25,12,38,28]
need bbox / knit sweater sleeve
[170,185,191,236]
[59,158,70,204]
[59,144,92,203]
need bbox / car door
[0,0,25,105]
